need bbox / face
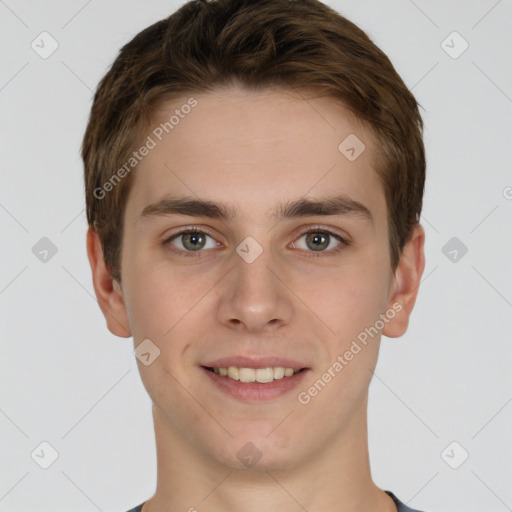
[96,86,421,473]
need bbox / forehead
[125,87,386,225]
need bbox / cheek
[297,260,390,339]
[122,253,216,344]
[121,251,175,340]
[298,268,389,409]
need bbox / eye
[292,228,348,256]
[163,226,349,259]
[164,228,219,256]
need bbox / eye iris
[183,232,205,251]
[306,232,328,251]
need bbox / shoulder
[385,490,428,512]
[124,505,144,512]
[125,495,426,512]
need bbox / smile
[202,365,309,401]
[205,366,302,383]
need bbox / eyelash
[162,226,350,259]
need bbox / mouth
[202,365,306,383]
[200,365,310,401]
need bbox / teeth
[274,367,285,379]
[255,368,274,383]
[227,366,239,380]
[212,366,300,383]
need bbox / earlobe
[382,224,425,338]
[86,227,132,338]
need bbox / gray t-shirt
[125,490,426,511]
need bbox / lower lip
[201,367,310,402]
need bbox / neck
[141,398,396,512]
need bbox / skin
[87,86,425,512]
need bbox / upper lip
[202,356,309,370]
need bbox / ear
[86,227,131,338]
[382,224,425,338]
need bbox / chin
[206,431,302,473]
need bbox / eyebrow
[138,194,373,224]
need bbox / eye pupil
[307,233,329,251]
[183,232,205,251]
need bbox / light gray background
[1,1,511,511]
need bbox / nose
[215,243,294,333]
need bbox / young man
[83,0,427,510]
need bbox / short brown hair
[82,0,425,283]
